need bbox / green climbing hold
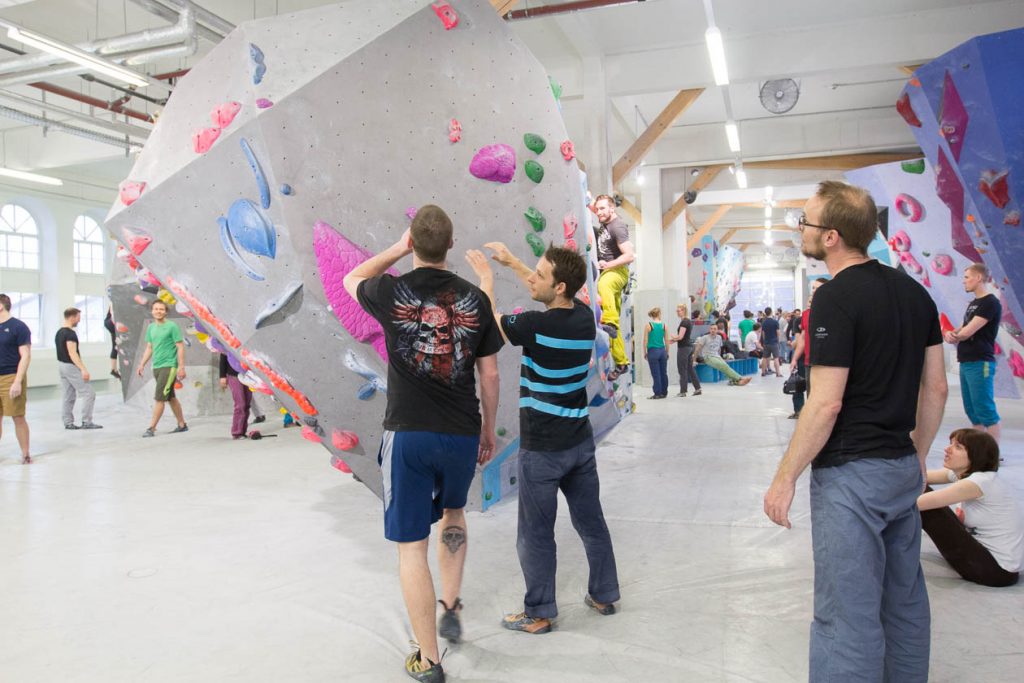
[585,244,591,252]
[548,75,562,101]
[524,207,546,232]
[485,491,493,501]
[525,160,544,183]
[524,133,546,155]
[497,426,507,437]
[526,232,545,257]
[510,476,517,486]
[922,250,931,257]
[901,159,926,174]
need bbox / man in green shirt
[135,300,188,437]
[737,310,755,345]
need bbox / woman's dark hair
[950,428,1000,477]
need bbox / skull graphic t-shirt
[357,267,503,435]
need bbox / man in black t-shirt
[759,307,782,376]
[764,181,946,682]
[671,304,701,396]
[344,205,503,682]
[466,241,620,635]
[0,293,32,464]
[55,307,102,430]
[945,263,1002,443]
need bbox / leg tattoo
[441,526,466,554]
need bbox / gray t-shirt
[595,217,629,264]
[698,333,723,358]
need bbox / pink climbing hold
[115,322,129,333]
[930,253,954,276]
[133,294,148,305]
[994,341,1002,356]
[331,429,359,451]
[899,251,923,275]
[312,220,397,361]
[331,454,353,473]
[978,170,1010,209]
[406,206,418,221]
[448,119,462,143]
[255,98,274,109]
[122,226,153,256]
[210,101,241,129]
[563,213,578,239]
[512,307,524,315]
[432,1,459,30]
[890,230,911,252]
[469,144,516,183]
[118,180,146,206]
[560,140,575,161]
[301,425,322,443]
[1008,350,1024,379]
[115,244,139,270]
[136,267,161,288]
[939,71,969,162]
[565,238,577,251]
[894,194,923,222]
[192,126,221,154]
[1005,210,1021,226]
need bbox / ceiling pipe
[0,104,143,151]
[0,89,149,138]
[0,7,195,75]
[158,0,234,36]
[128,0,228,43]
[0,40,196,89]
[505,0,645,21]
[27,82,154,123]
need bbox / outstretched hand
[465,249,493,282]
[482,241,515,267]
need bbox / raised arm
[342,228,414,300]
[465,249,508,344]
[482,241,532,286]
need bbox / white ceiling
[0,0,1022,254]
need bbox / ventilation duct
[0,104,143,151]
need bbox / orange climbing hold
[240,349,318,416]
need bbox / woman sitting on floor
[918,428,1023,587]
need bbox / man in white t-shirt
[743,322,762,359]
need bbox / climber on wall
[591,194,635,380]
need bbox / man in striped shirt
[466,242,620,635]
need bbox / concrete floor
[1,373,1022,682]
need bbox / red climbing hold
[448,119,462,143]
[560,140,576,161]
[122,226,153,256]
[432,2,459,30]
[978,170,1010,209]
[118,180,146,206]
[301,426,322,443]
[896,92,921,128]
[331,429,359,451]
[331,454,352,473]
[939,313,955,334]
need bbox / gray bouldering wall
[105,0,630,509]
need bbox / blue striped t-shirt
[500,300,595,451]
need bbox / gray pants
[58,362,95,426]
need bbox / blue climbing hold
[280,184,293,196]
[240,138,271,209]
[226,199,276,258]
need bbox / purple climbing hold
[940,71,969,162]
[250,43,266,85]
[469,144,516,183]
[256,98,274,109]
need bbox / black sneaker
[676,392,687,397]
[170,424,189,433]
[81,422,103,429]
[692,389,702,396]
[437,598,462,643]
[110,370,121,379]
[142,428,155,438]
[585,594,617,615]
[404,648,445,682]
[65,423,80,430]
[253,415,266,424]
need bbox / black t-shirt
[595,217,629,263]
[786,315,802,339]
[55,327,78,364]
[676,318,695,347]
[219,353,238,378]
[809,260,941,469]
[0,316,31,374]
[501,300,595,451]
[357,268,504,435]
[957,294,1001,363]
[761,317,780,344]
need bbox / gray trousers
[58,362,95,426]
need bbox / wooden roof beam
[662,164,726,230]
[490,0,521,15]
[612,88,704,188]
[686,204,731,250]
[743,152,920,171]
[619,198,642,226]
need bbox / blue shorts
[960,361,1000,426]
[378,430,478,542]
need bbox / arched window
[0,204,40,270]
[73,215,105,274]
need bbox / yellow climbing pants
[597,265,630,366]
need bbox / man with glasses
[764,181,947,682]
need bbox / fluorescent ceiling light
[735,169,748,189]
[636,170,645,186]
[763,230,773,245]
[765,185,774,198]
[764,219,772,230]
[0,167,63,186]
[705,26,729,86]
[7,26,149,88]
[764,205,772,218]
[724,121,740,153]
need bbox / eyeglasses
[798,214,843,240]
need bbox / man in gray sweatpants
[55,307,102,430]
